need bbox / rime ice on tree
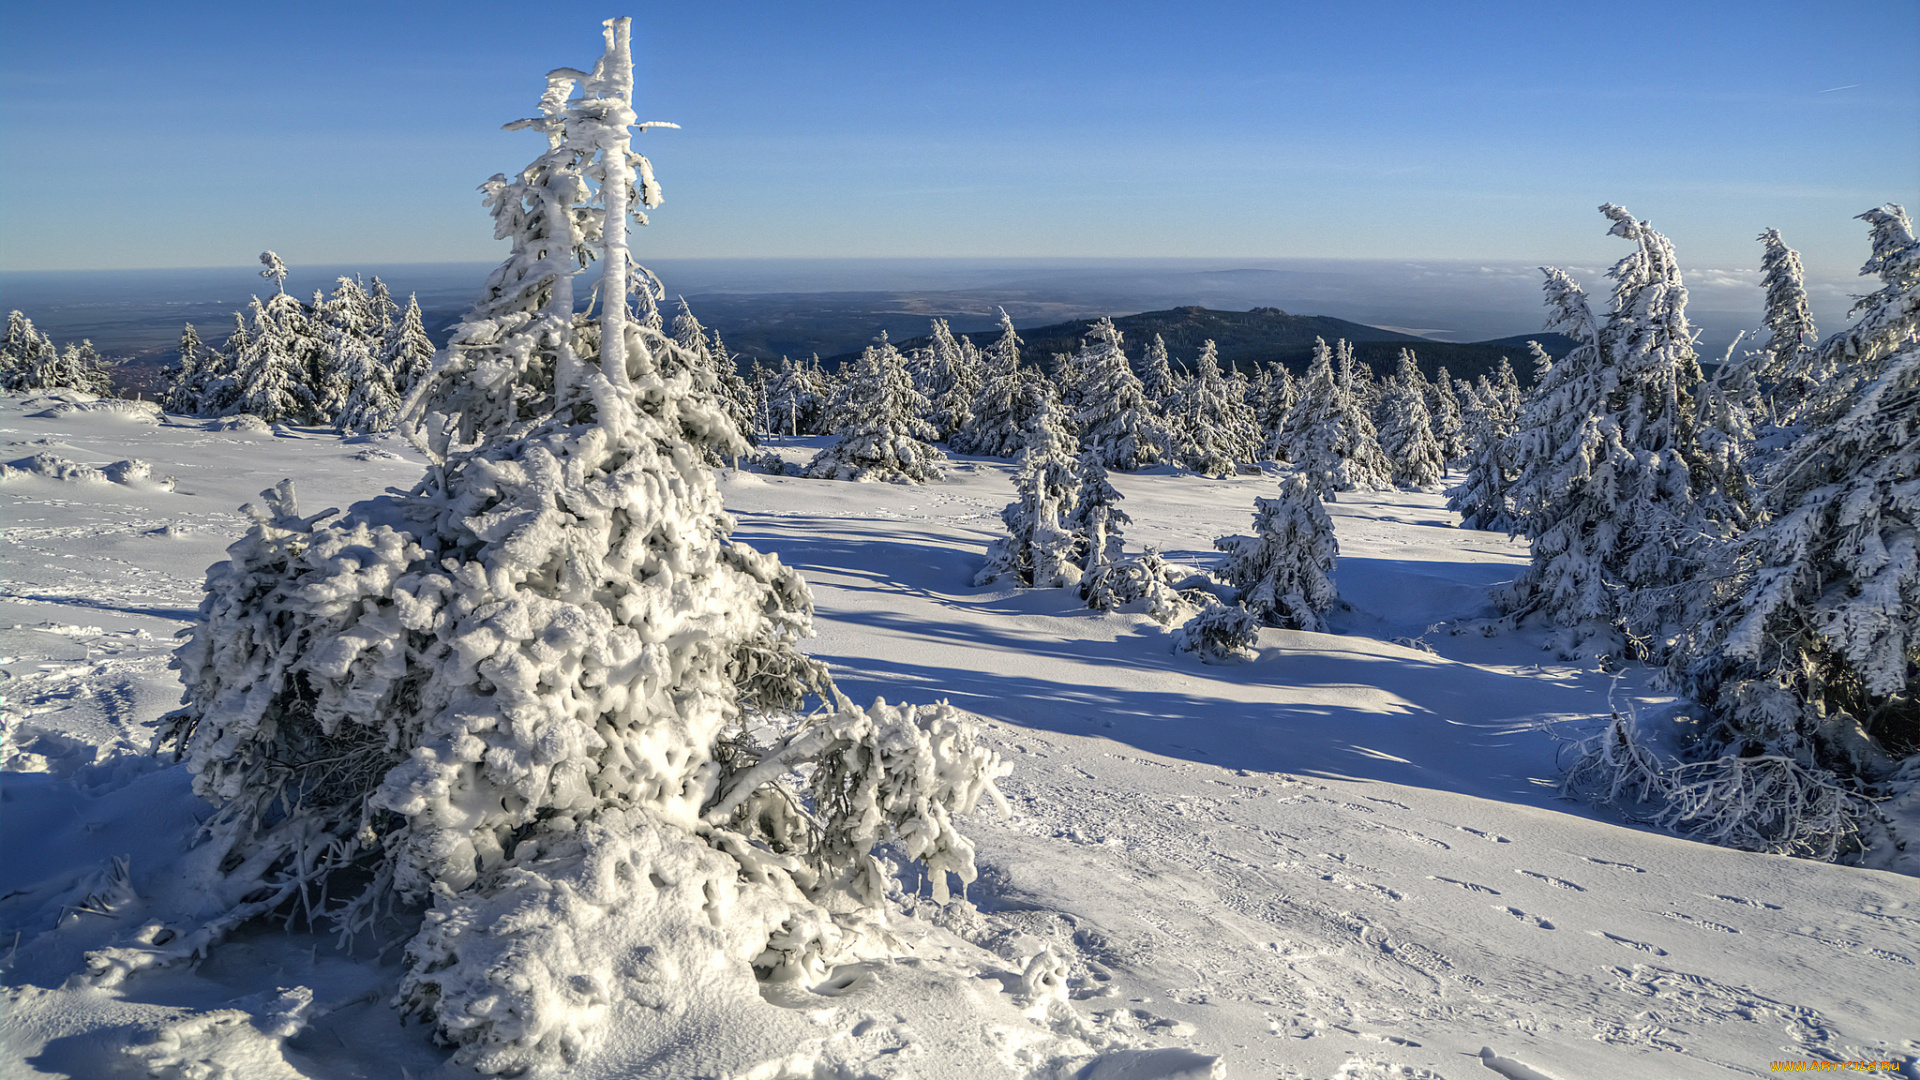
[131,22,1006,1074]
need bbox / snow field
[2,404,1917,1079]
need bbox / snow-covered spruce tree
[805,336,946,482]
[925,318,982,441]
[1068,450,1131,609]
[382,294,437,397]
[1283,337,1391,498]
[162,324,209,415]
[1501,205,1754,657]
[976,393,1083,588]
[1253,360,1299,462]
[669,298,759,458]
[1378,349,1445,488]
[1426,363,1468,464]
[952,309,1043,457]
[762,355,824,436]
[1445,360,1523,532]
[1,311,114,395]
[1755,227,1826,424]
[1168,340,1258,477]
[1174,599,1260,662]
[130,23,1006,1073]
[227,293,315,422]
[1072,316,1167,470]
[1672,204,1918,788]
[1138,334,1181,413]
[1213,471,1339,632]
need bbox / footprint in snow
[1660,911,1737,934]
[1515,870,1584,892]
[1451,825,1511,843]
[1709,893,1781,910]
[1496,906,1555,930]
[1578,856,1644,872]
[1428,876,1500,895]
[1592,931,1666,955]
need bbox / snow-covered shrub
[1561,713,1875,861]
[127,23,1009,1073]
[1174,600,1260,662]
[1213,472,1339,632]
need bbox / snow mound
[205,414,272,433]
[126,987,315,1080]
[31,398,164,424]
[0,452,172,489]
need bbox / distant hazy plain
[0,257,1862,385]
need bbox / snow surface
[4,393,1918,1079]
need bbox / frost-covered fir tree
[130,24,1006,1073]
[381,295,437,398]
[1168,340,1258,477]
[2,311,113,395]
[1071,317,1167,470]
[1501,205,1753,655]
[1426,364,1468,463]
[762,355,824,435]
[332,330,402,434]
[1675,204,1919,784]
[1138,334,1180,412]
[1253,360,1299,461]
[670,297,758,455]
[1283,338,1391,497]
[1068,450,1132,609]
[975,393,1082,588]
[806,336,946,482]
[952,309,1043,457]
[1213,471,1340,632]
[1378,349,1446,488]
[1445,360,1523,532]
[1755,227,1826,424]
[924,318,983,441]
[228,294,314,422]
[161,324,209,415]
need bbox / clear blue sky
[2,1,1914,279]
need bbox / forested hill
[829,306,1577,387]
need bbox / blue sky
[2,1,1914,278]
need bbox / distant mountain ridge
[826,306,1575,387]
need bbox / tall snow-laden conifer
[135,24,1006,1073]
[162,324,208,415]
[1756,227,1826,423]
[382,294,436,396]
[1072,317,1166,470]
[952,309,1041,458]
[1283,338,1391,497]
[1502,205,1753,655]
[976,394,1082,588]
[1446,361,1523,532]
[1168,340,1258,477]
[1676,204,1919,777]
[806,336,947,482]
[1378,349,1445,488]
[1427,364,1468,464]
[230,294,314,422]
